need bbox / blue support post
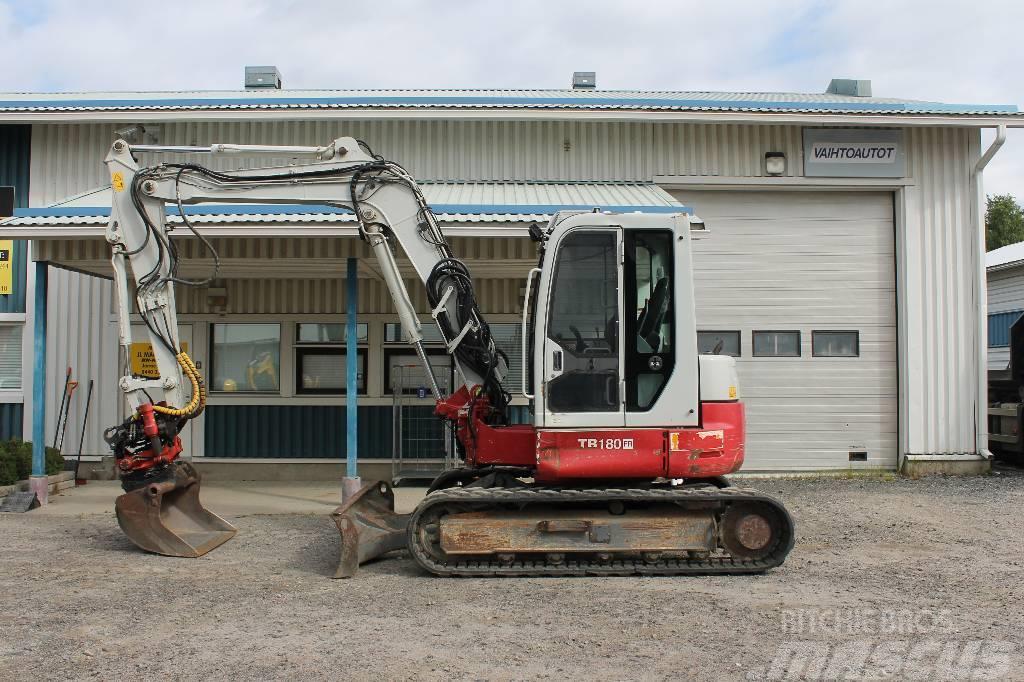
[341,257,361,500]
[29,262,48,504]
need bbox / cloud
[0,0,1020,195]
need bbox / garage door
[677,190,897,471]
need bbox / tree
[986,194,1024,251]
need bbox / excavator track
[407,486,795,577]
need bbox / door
[624,229,676,420]
[541,229,625,427]
[677,190,897,470]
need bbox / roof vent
[572,71,596,89]
[245,66,282,90]
[826,78,872,97]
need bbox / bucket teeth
[332,481,410,578]
[115,461,236,558]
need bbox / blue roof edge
[13,203,690,218]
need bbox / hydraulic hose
[151,352,205,418]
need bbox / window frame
[752,330,802,358]
[0,322,24,391]
[209,322,283,394]
[384,322,445,344]
[383,347,454,397]
[811,330,860,358]
[295,322,368,345]
[624,229,676,412]
[697,330,742,358]
[294,346,368,395]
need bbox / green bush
[0,454,15,486]
[45,445,64,476]
[0,439,65,485]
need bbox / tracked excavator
[103,136,795,576]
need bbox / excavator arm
[104,136,508,557]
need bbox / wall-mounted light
[206,286,228,314]
[765,151,786,176]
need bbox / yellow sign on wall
[129,341,189,378]
[0,240,12,295]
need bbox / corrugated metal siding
[901,127,979,455]
[0,402,23,439]
[29,121,807,205]
[203,404,392,457]
[0,125,30,313]
[507,405,532,425]
[44,267,119,457]
[988,311,1022,348]
[173,276,526,316]
[986,266,1024,370]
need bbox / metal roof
[987,241,1024,271]
[0,88,1017,117]
[0,181,688,233]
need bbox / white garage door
[678,190,897,471]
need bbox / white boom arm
[104,136,506,416]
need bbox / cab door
[540,228,625,428]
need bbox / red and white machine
[103,136,794,576]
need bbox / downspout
[973,124,1006,459]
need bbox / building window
[211,323,281,393]
[697,330,741,357]
[297,322,367,344]
[385,348,452,396]
[295,321,367,395]
[0,324,22,389]
[384,322,445,344]
[812,331,859,357]
[489,322,523,394]
[296,348,367,394]
[753,330,801,357]
[386,322,523,393]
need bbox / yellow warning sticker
[129,341,188,378]
[0,240,12,295]
[111,172,125,192]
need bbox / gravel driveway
[2,472,1023,681]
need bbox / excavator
[103,136,795,577]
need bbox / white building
[0,76,1019,477]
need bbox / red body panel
[533,402,744,481]
[444,387,745,482]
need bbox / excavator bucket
[114,461,236,558]
[333,481,410,578]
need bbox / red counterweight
[437,387,745,483]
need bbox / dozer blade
[332,481,410,578]
[115,461,237,558]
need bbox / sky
[0,0,1021,198]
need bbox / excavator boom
[104,137,508,557]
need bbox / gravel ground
[2,471,1024,681]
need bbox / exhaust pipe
[333,481,410,578]
[115,461,236,557]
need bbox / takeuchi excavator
[103,136,795,577]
